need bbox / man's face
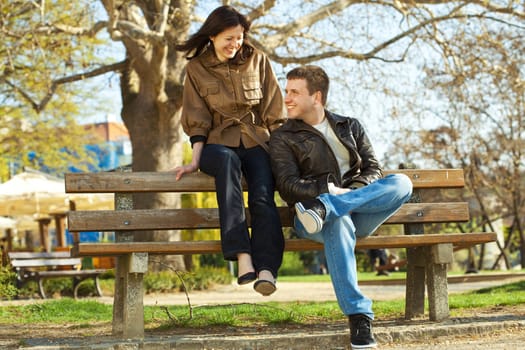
[284,78,317,120]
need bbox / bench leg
[37,278,47,299]
[113,253,147,339]
[426,243,453,321]
[93,276,103,297]
[405,247,426,320]
[72,276,103,298]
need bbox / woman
[172,6,285,296]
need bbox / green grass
[1,280,524,332]
[278,271,407,282]
[279,269,525,282]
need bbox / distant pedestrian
[368,249,389,276]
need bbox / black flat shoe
[237,272,257,285]
[254,279,276,296]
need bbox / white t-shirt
[312,118,350,175]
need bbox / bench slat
[65,169,464,193]
[71,232,496,256]
[10,258,82,268]
[35,270,107,277]
[7,252,71,259]
[67,202,469,232]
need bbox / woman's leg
[240,146,284,278]
[199,144,251,260]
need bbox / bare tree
[389,22,524,269]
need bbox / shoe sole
[295,202,323,234]
[253,280,276,296]
[350,342,378,349]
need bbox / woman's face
[210,24,244,62]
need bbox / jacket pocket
[242,74,262,105]
[200,81,222,109]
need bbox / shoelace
[352,317,371,336]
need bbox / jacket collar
[198,44,254,68]
[199,46,224,68]
[282,110,349,132]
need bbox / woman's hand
[169,141,204,180]
[169,163,199,181]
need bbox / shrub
[0,265,18,299]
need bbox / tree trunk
[118,53,187,271]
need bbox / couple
[172,6,413,349]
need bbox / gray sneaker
[349,314,377,349]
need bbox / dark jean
[199,143,284,277]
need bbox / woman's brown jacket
[181,45,286,149]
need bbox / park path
[122,275,525,306]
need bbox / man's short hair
[286,65,329,105]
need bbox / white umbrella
[0,216,16,229]
[0,171,114,217]
[0,171,67,216]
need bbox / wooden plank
[65,169,464,193]
[71,232,496,256]
[9,258,82,268]
[386,169,464,188]
[67,202,469,232]
[8,251,71,259]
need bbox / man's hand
[328,182,351,195]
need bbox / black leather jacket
[269,110,382,206]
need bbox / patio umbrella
[0,171,114,217]
[0,216,16,229]
[0,171,67,216]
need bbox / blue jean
[199,144,284,277]
[294,174,413,318]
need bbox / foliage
[14,271,114,299]
[143,267,233,293]
[0,265,17,299]
[0,1,109,178]
[279,252,309,275]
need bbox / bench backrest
[8,252,81,269]
[65,169,469,235]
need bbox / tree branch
[246,0,278,21]
[5,60,128,113]
[34,21,109,37]
[261,10,519,65]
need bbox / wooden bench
[8,251,106,299]
[65,168,496,338]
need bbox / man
[269,65,413,349]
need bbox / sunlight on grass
[1,280,524,330]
